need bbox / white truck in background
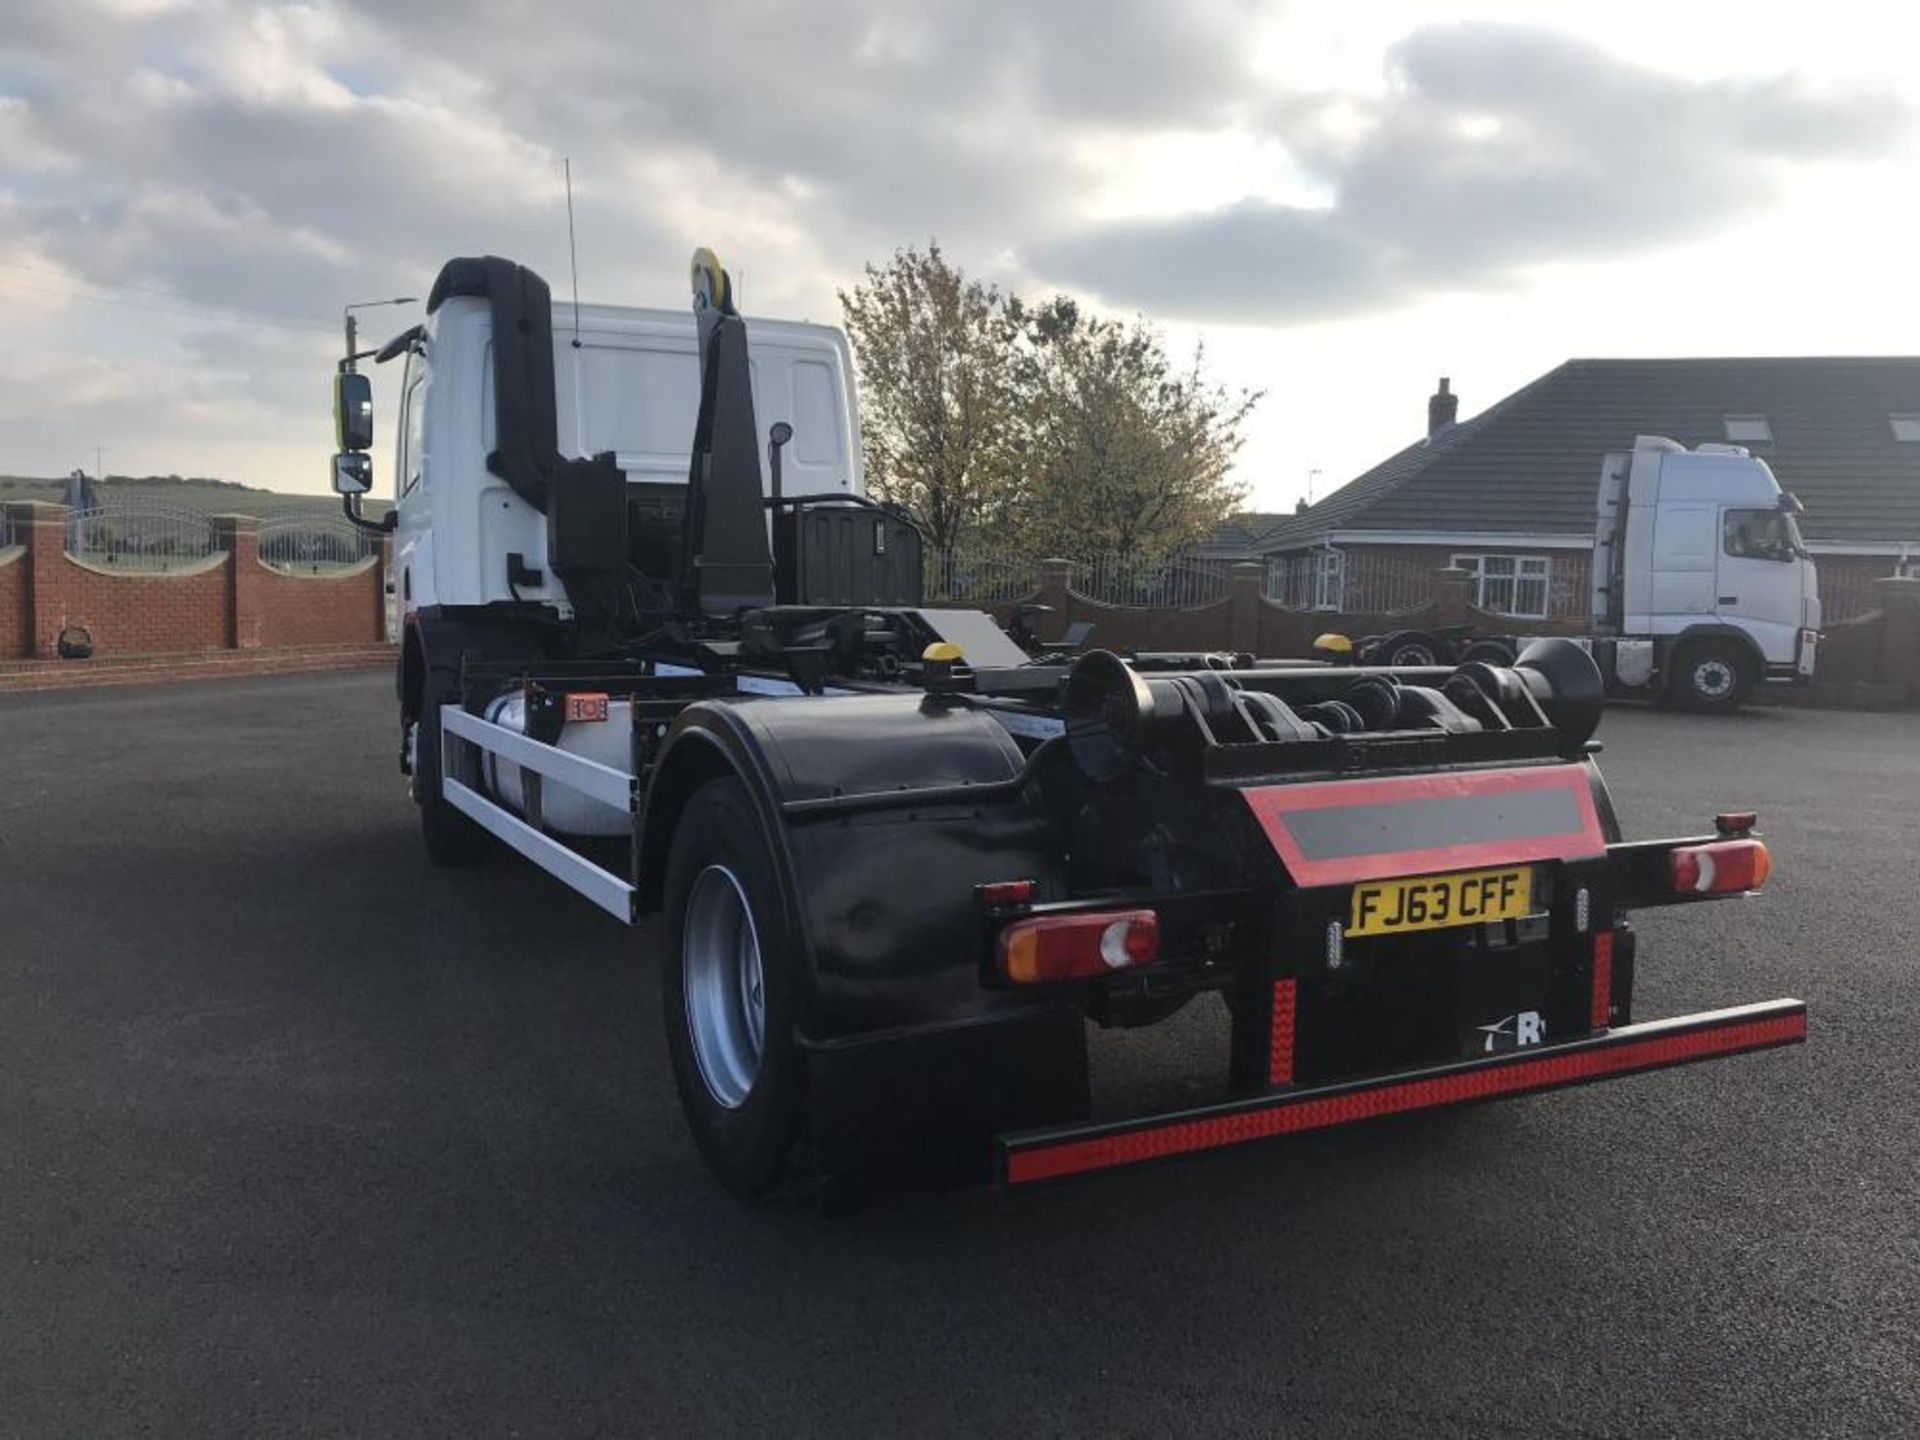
[1360,436,1821,712]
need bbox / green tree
[837,244,1028,553]
[1019,298,1259,558]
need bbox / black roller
[1515,638,1606,752]
[1063,649,1157,782]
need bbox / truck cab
[1592,435,1820,707]
[387,268,863,622]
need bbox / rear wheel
[661,778,802,1198]
[412,692,491,866]
[1377,630,1443,667]
[1668,641,1753,713]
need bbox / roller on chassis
[336,245,1805,1201]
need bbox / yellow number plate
[1349,866,1533,937]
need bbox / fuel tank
[479,691,632,837]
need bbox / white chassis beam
[439,704,637,923]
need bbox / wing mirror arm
[340,492,396,535]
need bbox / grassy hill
[0,474,391,518]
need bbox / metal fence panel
[1819,564,1892,623]
[1074,554,1229,609]
[258,512,379,574]
[927,552,1039,605]
[64,505,218,572]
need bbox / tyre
[1377,630,1443,667]
[1461,640,1517,667]
[1668,640,1753,713]
[661,777,803,1198]
[412,692,492,866]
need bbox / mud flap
[806,1009,1090,1196]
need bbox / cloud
[1032,23,1911,323]
[0,5,1909,487]
[0,0,1271,481]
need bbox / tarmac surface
[2,669,1914,1437]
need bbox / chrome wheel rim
[683,864,766,1109]
[1694,659,1736,699]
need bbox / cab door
[1647,504,1717,623]
[1716,507,1802,663]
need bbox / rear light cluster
[998,910,1159,984]
[1670,838,1771,894]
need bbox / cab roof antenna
[564,156,582,349]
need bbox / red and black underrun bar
[998,998,1806,1188]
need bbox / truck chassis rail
[997,998,1807,1188]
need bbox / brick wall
[1324,542,1592,621]
[1,502,390,660]
[1333,540,1897,625]
[255,559,387,647]
[57,553,230,653]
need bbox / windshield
[1724,507,1807,562]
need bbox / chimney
[1295,497,1309,514]
[1427,377,1458,437]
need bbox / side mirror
[332,451,373,497]
[334,371,374,452]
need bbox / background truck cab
[1362,435,1820,712]
[1592,435,1820,702]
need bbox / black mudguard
[642,691,1091,1186]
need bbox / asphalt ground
[1,670,1914,1437]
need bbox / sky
[0,0,1915,513]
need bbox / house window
[1723,415,1772,443]
[1313,548,1345,610]
[1264,555,1294,605]
[1891,414,1920,442]
[1451,553,1551,618]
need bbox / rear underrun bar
[998,998,1807,1188]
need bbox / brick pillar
[1872,576,1920,701]
[1228,561,1263,656]
[1435,566,1474,627]
[8,500,71,658]
[211,514,261,650]
[1038,557,1074,642]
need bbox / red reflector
[564,691,610,723]
[1670,838,1771,894]
[1004,1006,1808,1186]
[999,910,1159,984]
[1590,932,1614,1031]
[978,879,1037,908]
[1269,979,1297,1086]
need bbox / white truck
[323,252,1805,1202]
[1357,435,1822,712]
